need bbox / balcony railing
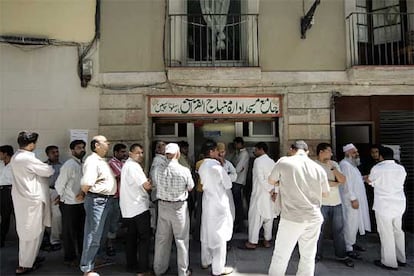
[346,12,414,66]
[166,14,259,67]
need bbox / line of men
[0,132,407,275]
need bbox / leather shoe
[397,260,406,267]
[346,251,362,260]
[353,244,366,252]
[374,260,397,270]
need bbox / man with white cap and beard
[339,143,371,259]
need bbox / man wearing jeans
[268,141,329,276]
[315,143,354,267]
[79,136,116,276]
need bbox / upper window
[167,0,259,67]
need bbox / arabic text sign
[149,96,281,117]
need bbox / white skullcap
[165,143,180,154]
[343,143,356,152]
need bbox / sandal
[341,258,354,267]
[237,242,256,250]
[15,262,41,275]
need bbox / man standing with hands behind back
[79,135,116,276]
[120,144,153,275]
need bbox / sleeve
[235,151,249,173]
[81,159,98,187]
[339,162,357,201]
[268,163,280,185]
[367,166,378,187]
[185,168,195,190]
[55,163,70,197]
[218,165,232,190]
[226,161,237,182]
[29,158,54,178]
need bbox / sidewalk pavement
[1,221,413,276]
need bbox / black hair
[255,142,268,153]
[70,140,86,150]
[17,131,39,148]
[370,144,380,150]
[113,143,127,153]
[201,139,217,157]
[379,146,394,160]
[233,137,244,145]
[45,145,58,155]
[0,145,14,157]
[316,143,332,155]
[90,139,98,152]
[130,143,143,152]
[178,140,189,148]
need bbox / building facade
[1,0,413,229]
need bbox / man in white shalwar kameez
[368,146,407,270]
[244,142,275,249]
[199,140,234,276]
[11,131,54,274]
[339,143,371,258]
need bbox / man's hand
[76,191,85,202]
[53,195,60,205]
[351,199,359,209]
[270,191,278,202]
[143,179,152,191]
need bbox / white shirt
[223,159,237,182]
[268,150,329,223]
[55,157,83,204]
[368,160,406,218]
[251,154,276,219]
[81,152,116,195]
[120,158,150,218]
[234,148,250,185]
[0,163,13,186]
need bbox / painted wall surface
[0,0,96,43]
[99,0,165,72]
[0,45,100,161]
[259,0,346,71]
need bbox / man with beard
[55,140,87,266]
[339,143,371,259]
[11,131,54,274]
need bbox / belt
[159,199,186,203]
[87,192,114,198]
[0,185,12,190]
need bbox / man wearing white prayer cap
[153,142,194,276]
[339,143,371,260]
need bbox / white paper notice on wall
[70,129,89,143]
[382,144,401,162]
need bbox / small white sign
[70,129,89,143]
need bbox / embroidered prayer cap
[342,143,356,153]
[292,140,308,151]
[165,143,180,154]
[217,142,226,151]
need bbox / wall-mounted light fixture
[300,0,321,39]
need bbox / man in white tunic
[199,140,234,276]
[368,146,407,270]
[120,144,152,275]
[11,131,54,274]
[268,140,329,276]
[339,143,371,258]
[243,142,275,250]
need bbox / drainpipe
[330,91,341,159]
